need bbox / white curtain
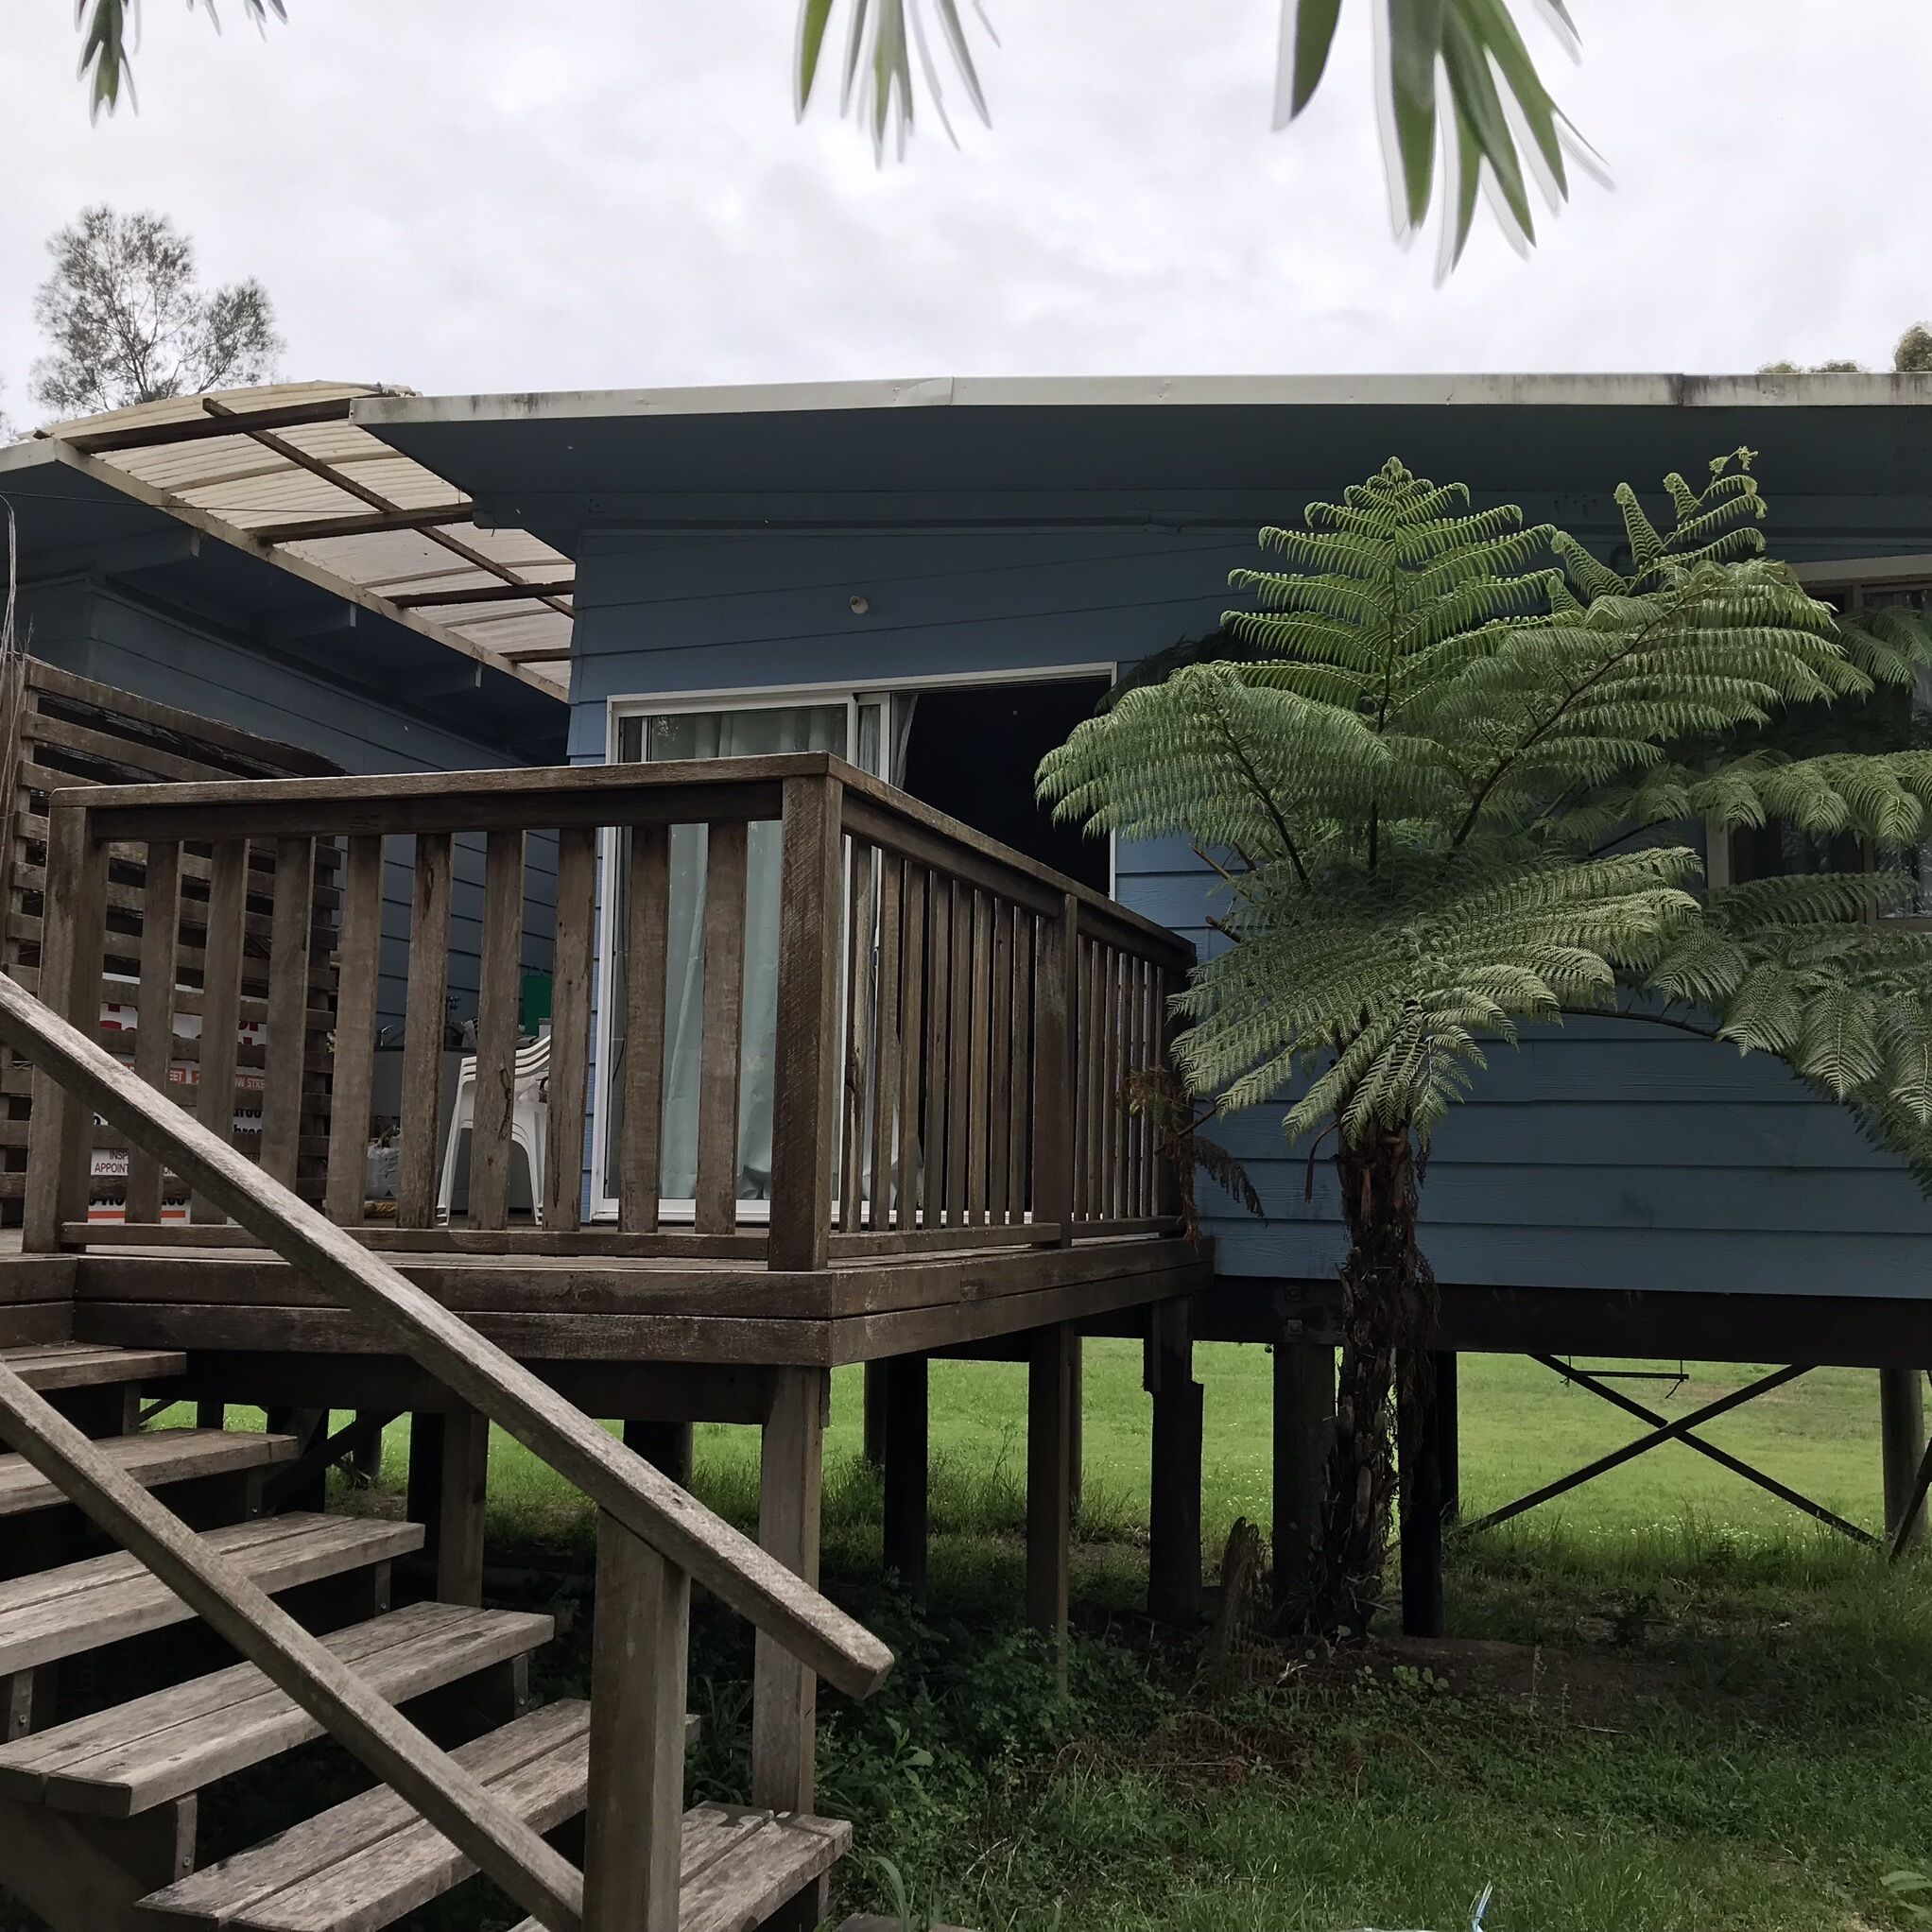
[606,703,849,1208]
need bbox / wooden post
[1882,1367,1927,1554]
[768,777,845,1271]
[1026,1321,1076,1674]
[266,1408,328,1514]
[1398,1354,1445,1638]
[1147,1300,1202,1627]
[881,1353,929,1600]
[436,1404,491,1607]
[1031,896,1078,1239]
[862,1361,887,1466]
[1435,1350,1460,1526]
[752,1366,827,1814]
[1272,1340,1334,1626]
[622,1419,694,1490]
[23,804,106,1251]
[584,1513,689,1932]
[1069,1342,1085,1521]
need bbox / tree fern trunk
[1302,1124,1437,1634]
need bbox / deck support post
[1147,1301,1202,1628]
[862,1362,888,1466]
[1434,1351,1460,1525]
[1398,1354,1446,1638]
[409,1406,489,1607]
[622,1419,695,1490]
[1882,1368,1927,1554]
[265,1408,327,1513]
[584,1512,689,1932]
[881,1353,929,1600]
[753,1366,828,1812]
[437,1405,490,1607]
[1272,1340,1335,1627]
[1026,1321,1076,1677]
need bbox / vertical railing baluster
[839,839,876,1234]
[768,777,844,1272]
[895,868,926,1231]
[468,830,525,1232]
[945,883,973,1226]
[545,824,598,1234]
[126,841,181,1227]
[190,838,250,1226]
[1032,894,1077,1245]
[259,837,315,1190]
[24,802,108,1251]
[869,856,902,1233]
[695,821,749,1238]
[620,824,671,1234]
[583,1513,689,1932]
[988,898,1012,1227]
[397,833,453,1229]
[1155,966,1183,1223]
[921,878,951,1232]
[1009,908,1033,1219]
[967,889,992,1225]
[323,836,384,1227]
[1101,944,1123,1223]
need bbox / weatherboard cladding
[19,578,558,1032]
[562,497,1932,1295]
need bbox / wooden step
[0,1343,186,1393]
[513,1806,854,1932]
[0,1427,295,1519]
[0,1513,424,1677]
[0,1599,555,1819]
[136,1700,723,1932]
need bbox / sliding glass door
[597,696,884,1220]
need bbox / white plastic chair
[437,1033,550,1224]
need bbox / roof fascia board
[355,371,1932,433]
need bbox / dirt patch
[1051,1708,1318,1793]
[1232,1630,1697,1728]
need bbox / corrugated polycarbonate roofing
[37,381,573,693]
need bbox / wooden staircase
[0,966,894,1932]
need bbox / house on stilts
[0,371,1923,1927]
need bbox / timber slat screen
[0,656,342,1217]
[24,753,1192,1268]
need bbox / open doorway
[895,675,1113,892]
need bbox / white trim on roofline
[354,371,1932,433]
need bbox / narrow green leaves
[1276,0,1346,122]
[75,0,285,120]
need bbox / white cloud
[0,1,1924,423]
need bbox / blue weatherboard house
[354,374,1932,1322]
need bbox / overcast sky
[0,3,1924,420]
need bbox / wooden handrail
[0,967,894,1702]
[53,750,1191,971]
[0,1356,585,1932]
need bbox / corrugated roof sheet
[37,380,573,693]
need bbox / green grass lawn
[177,1353,1932,1931]
[423,1342,1905,1556]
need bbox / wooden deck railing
[0,962,891,1932]
[22,753,1194,1265]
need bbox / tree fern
[1041,451,1932,1630]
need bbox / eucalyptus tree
[1040,455,1932,1630]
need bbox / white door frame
[591,664,1118,1223]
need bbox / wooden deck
[0,750,1213,1929]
